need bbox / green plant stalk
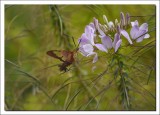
[121,74,130,109]
[117,57,131,110]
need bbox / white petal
[140,23,148,31]
[89,22,95,32]
[83,44,94,54]
[136,36,145,42]
[89,35,95,46]
[95,44,108,53]
[144,34,150,39]
[131,22,134,27]
[94,17,99,31]
[94,18,105,36]
[99,29,105,36]
[79,34,90,46]
[121,30,132,44]
[136,30,146,42]
[113,33,120,48]
[131,20,139,27]
[85,25,91,35]
[79,47,88,56]
[130,26,139,39]
[115,39,122,52]
[101,35,112,49]
[84,26,95,45]
[108,21,114,28]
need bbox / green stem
[117,58,130,110]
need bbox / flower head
[130,20,150,42]
[94,18,112,52]
[78,12,151,63]
[79,23,98,63]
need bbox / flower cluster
[78,12,150,63]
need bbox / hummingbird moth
[46,49,78,72]
[46,36,81,72]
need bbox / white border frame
[1,0,159,115]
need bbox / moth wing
[61,50,70,58]
[46,50,65,62]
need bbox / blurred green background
[5,5,156,111]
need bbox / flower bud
[115,19,118,26]
[108,21,114,28]
[101,25,107,33]
[120,12,125,27]
[103,15,109,26]
[116,24,121,34]
[93,17,99,31]
[126,13,130,26]
[104,25,108,30]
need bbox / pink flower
[130,20,150,42]
[78,24,98,63]
[93,18,112,52]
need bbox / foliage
[5,5,156,110]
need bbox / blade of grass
[5,59,20,68]
[16,69,55,105]
[6,15,19,35]
[147,68,153,85]
[65,89,81,110]
[63,79,71,110]
[82,79,114,110]
[129,77,155,99]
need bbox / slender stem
[117,58,130,110]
